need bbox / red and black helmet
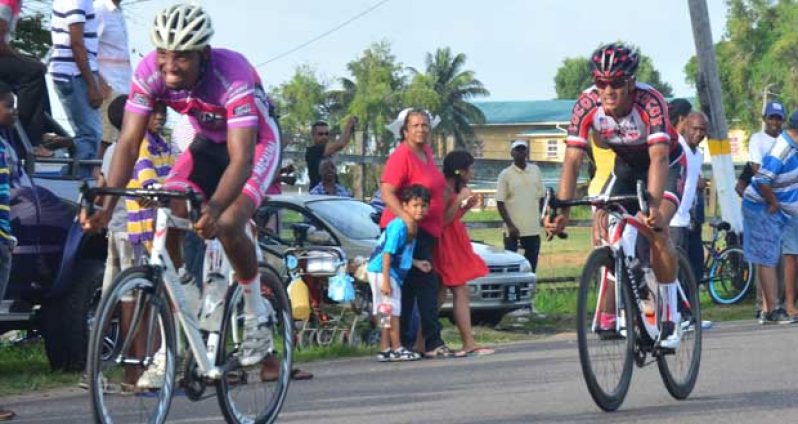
[590,43,639,79]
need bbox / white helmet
[151,3,214,51]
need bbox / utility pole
[688,0,743,232]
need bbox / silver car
[254,194,536,325]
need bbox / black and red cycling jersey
[566,82,681,173]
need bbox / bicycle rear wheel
[707,246,754,304]
[216,265,293,424]
[88,266,177,424]
[657,251,702,399]
[577,247,635,412]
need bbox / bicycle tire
[88,266,177,424]
[707,246,754,305]
[216,265,293,424]
[577,247,635,412]
[657,251,702,399]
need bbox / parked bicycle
[701,219,754,304]
[81,185,293,424]
[544,181,701,411]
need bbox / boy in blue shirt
[367,184,431,362]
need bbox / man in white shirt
[49,0,102,177]
[94,0,131,153]
[670,112,707,270]
[749,101,785,172]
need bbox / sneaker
[658,321,681,350]
[136,351,166,389]
[239,315,273,367]
[390,347,421,362]
[376,349,391,362]
[763,308,797,325]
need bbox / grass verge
[0,342,79,397]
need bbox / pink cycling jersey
[126,48,274,144]
[125,48,280,206]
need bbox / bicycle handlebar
[543,180,654,239]
[79,182,204,223]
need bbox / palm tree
[412,47,490,153]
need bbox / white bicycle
[82,185,293,424]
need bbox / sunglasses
[594,78,628,90]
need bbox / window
[547,139,559,159]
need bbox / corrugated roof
[472,100,575,125]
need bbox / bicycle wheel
[657,251,702,399]
[217,265,293,424]
[88,266,177,424]
[707,246,754,304]
[577,247,635,412]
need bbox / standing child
[124,101,175,261]
[0,80,19,422]
[122,101,183,389]
[366,184,430,362]
[99,95,135,295]
[434,151,493,356]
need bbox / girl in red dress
[434,151,494,356]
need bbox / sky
[116,0,730,101]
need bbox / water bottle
[378,302,392,329]
[200,240,227,332]
[641,267,659,336]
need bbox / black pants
[400,229,444,352]
[504,234,541,272]
[0,55,51,145]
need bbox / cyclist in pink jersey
[545,43,685,349]
[81,3,278,367]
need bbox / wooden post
[688,0,743,232]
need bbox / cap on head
[764,101,786,120]
[510,139,528,151]
[151,3,214,51]
[590,43,639,79]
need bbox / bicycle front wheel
[577,247,635,412]
[216,265,293,424]
[657,251,702,399]
[88,266,177,424]
[707,246,754,304]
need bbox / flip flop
[465,347,496,357]
[424,345,466,359]
[291,368,314,380]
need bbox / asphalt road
[4,320,798,423]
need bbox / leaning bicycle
[82,185,293,424]
[702,219,754,305]
[544,181,702,411]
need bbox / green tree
[554,45,674,99]
[684,0,798,133]
[271,65,327,146]
[410,47,489,152]
[11,1,51,58]
[344,41,406,155]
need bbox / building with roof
[469,99,750,164]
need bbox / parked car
[0,123,106,371]
[253,194,536,326]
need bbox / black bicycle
[702,220,754,304]
[545,181,701,411]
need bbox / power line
[254,0,391,69]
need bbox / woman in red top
[380,108,457,358]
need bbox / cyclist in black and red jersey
[544,43,686,349]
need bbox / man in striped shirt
[742,110,798,324]
[49,0,102,177]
